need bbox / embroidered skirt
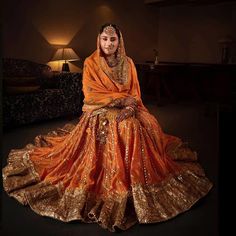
[2,108,213,232]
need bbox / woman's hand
[123,97,137,107]
[116,106,135,123]
[108,97,138,108]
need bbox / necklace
[105,55,118,67]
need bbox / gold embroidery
[96,113,109,145]
[166,141,198,161]
[3,149,212,231]
[132,171,212,223]
[2,110,213,232]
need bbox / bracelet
[108,98,123,108]
[125,106,135,113]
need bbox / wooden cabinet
[136,62,236,105]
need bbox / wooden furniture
[136,62,236,106]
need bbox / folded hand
[116,107,135,123]
[123,97,137,107]
[108,97,137,108]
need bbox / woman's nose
[106,40,112,45]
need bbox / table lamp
[51,47,80,72]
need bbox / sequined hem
[132,170,212,223]
[2,115,213,232]
[2,122,77,204]
[3,144,212,232]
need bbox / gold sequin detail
[2,110,213,232]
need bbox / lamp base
[62,63,70,72]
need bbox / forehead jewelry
[103,25,116,36]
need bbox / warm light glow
[51,48,80,62]
[47,61,82,73]
[35,24,80,45]
[28,3,84,45]
[49,48,80,72]
[33,19,84,45]
[47,61,62,72]
[95,5,115,21]
[48,37,72,46]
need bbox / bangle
[108,98,123,108]
[125,106,135,113]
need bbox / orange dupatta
[82,33,148,114]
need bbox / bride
[2,23,213,232]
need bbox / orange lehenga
[2,34,213,232]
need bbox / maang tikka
[103,25,116,36]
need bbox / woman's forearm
[107,97,137,109]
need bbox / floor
[1,100,219,236]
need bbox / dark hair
[99,23,121,39]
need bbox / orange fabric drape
[82,51,148,113]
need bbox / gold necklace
[105,55,118,67]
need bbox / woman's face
[100,29,119,56]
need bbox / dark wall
[158,2,236,63]
[2,0,159,71]
[2,0,236,71]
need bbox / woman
[2,23,213,232]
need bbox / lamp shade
[51,48,80,62]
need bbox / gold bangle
[125,106,135,113]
